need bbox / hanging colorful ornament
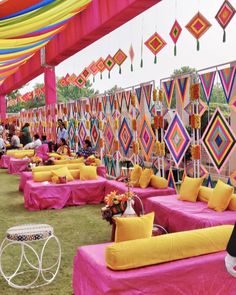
[88,61,99,82]
[167,168,177,193]
[169,20,182,56]
[199,70,216,105]
[129,44,135,71]
[104,55,116,79]
[206,174,213,188]
[144,32,166,63]
[96,57,106,79]
[81,68,91,81]
[185,12,212,51]
[138,115,155,161]
[59,77,69,87]
[176,76,190,105]
[229,96,236,112]
[113,49,127,74]
[75,74,86,88]
[227,177,232,186]
[162,80,175,108]
[218,66,236,103]
[140,36,144,68]
[215,0,235,42]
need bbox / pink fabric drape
[44,67,57,105]
[0,94,6,121]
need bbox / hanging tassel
[174,44,177,56]
[119,66,121,74]
[223,30,226,43]
[100,72,103,80]
[131,64,133,72]
[108,71,111,79]
[93,76,95,83]
[140,58,143,68]
[154,55,157,64]
[197,39,200,51]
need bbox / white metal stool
[0,224,61,289]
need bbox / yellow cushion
[80,166,97,181]
[12,150,35,159]
[54,157,84,165]
[178,176,204,202]
[228,194,236,211]
[139,169,153,189]
[130,165,142,187]
[95,158,101,166]
[70,169,80,179]
[51,167,74,182]
[197,186,213,203]
[114,212,154,243]
[208,180,233,212]
[32,163,85,173]
[106,225,233,270]
[33,171,52,182]
[150,175,168,189]
[48,153,62,159]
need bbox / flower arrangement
[101,191,135,224]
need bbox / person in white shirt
[7,132,21,149]
[23,134,42,150]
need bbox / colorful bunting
[186,163,208,178]
[138,115,155,161]
[144,32,167,63]
[164,113,191,167]
[124,90,131,111]
[135,87,142,106]
[113,49,127,74]
[227,177,232,186]
[215,0,235,42]
[118,118,133,155]
[142,83,153,110]
[162,80,175,108]
[176,77,190,105]
[96,57,106,79]
[206,174,213,188]
[202,107,236,173]
[167,168,177,193]
[81,68,91,81]
[218,66,236,103]
[104,119,114,152]
[169,20,182,56]
[185,12,212,50]
[75,74,86,88]
[77,121,87,146]
[229,96,236,112]
[88,61,99,82]
[199,71,216,105]
[91,121,100,148]
[184,99,207,117]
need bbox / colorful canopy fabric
[0,0,91,83]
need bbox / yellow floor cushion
[130,165,142,187]
[208,180,233,212]
[106,225,233,270]
[197,186,213,203]
[178,176,204,202]
[80,166,97,181]
[54,157,84,165]
[51,167,74,182]
[139,169,153,189]
[114,212,154,243]
[70,170,80,179]
[150,175,168,189]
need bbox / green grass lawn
[0,169,111,294]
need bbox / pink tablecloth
[24,177,107,211]
[0,155,11,168]
[73,243,236,295]
[8,158,29,175]
[19,166,107,192]
[105,180,175,209]
[145,195,236,232]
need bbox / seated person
[23,134,42,150]
[77,139,95,159]
[56,138,71,157]
[6,131,21,150]
[35,142,49,162]
[0,135,5,157]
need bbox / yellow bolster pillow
[33,171,52,182]
[12,150,35,159]
[105,225,233,270]
[54,157,84,165]
[228,194,236,211]
[197,186,213,203]
[32,163,85,173]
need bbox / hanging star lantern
[113,49,127,74]
[215,0,235,42]
[104,55,116,79]
[169,20,182,56]
[186,12,212,50]
[144,32,166,63]
[129,44,135,72]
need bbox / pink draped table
[73,243,236,295]
[145,195,236,232]
[19,165,106,192]
[0,155,11,168]
[8,158,30,175]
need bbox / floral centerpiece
[101,190,136,224]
